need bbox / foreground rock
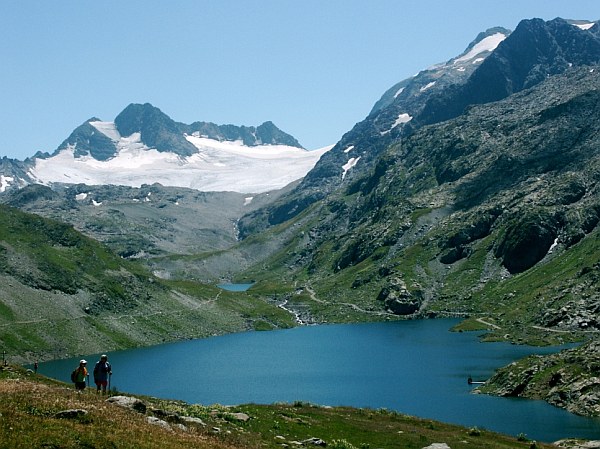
[106,395,147,413]
[54,409,88,419]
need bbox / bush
[330,439,358,449]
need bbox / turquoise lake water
[37,319,600,442]
[217,283,254,291]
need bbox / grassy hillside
[0,364,565,449]
[0,204,295,364]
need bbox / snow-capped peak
[28,129,332,194]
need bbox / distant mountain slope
[0,182,293,282]
[0,203,295,363]
[0,203,151,299]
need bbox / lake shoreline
[35,319,600,442]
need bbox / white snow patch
[381,113,413,135]
[454,32,506,64]
[92,199,102,206]
[29,136,333,194]
[420,81,436,92]
[75,192,88,201]
[549,238,559,253]
[341,156,361,180]
[0,175,14,193]
[574,22,595,30]
[89,121,121,141]
[472,57,485,64]
[244,196,254,206]
[393,113,412,127]
[344,145,355,154]
[456,66,466,72]
[393,87,405,98]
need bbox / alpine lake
[37,285,600,442]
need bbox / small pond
[217,283,254,292]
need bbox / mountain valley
[1,16,600,422]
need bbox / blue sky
[2,1,599,159]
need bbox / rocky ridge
[237,18,600,237]
[57,102,304,161]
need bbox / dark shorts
[96,380,108,387]
[75,381,86,390]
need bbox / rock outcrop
[478,341,600,417]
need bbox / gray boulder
[146,416,172,431]
[106,395,147,413]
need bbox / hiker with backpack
[71,360,88,391]
[93,354,112,394]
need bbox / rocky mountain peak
[54,117,118,161]
[416,17,600,127]
[114,103,199,157]
[182,119,303,149]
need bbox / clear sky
[2,1,600,160]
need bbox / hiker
[72,360,88,391]
[93,354,112,394]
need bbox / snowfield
[28,131,332,193]
[453,32,507,64]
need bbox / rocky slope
[478,341,600,417]
[238,18,600,236]
[237,65,600,323]
[0,182,293,280]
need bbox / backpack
[70,368,77,382]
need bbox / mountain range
[1,16,600,419]
[1,103,329,194]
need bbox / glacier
[28,125,332,194]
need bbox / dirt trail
[476,317,501,329]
